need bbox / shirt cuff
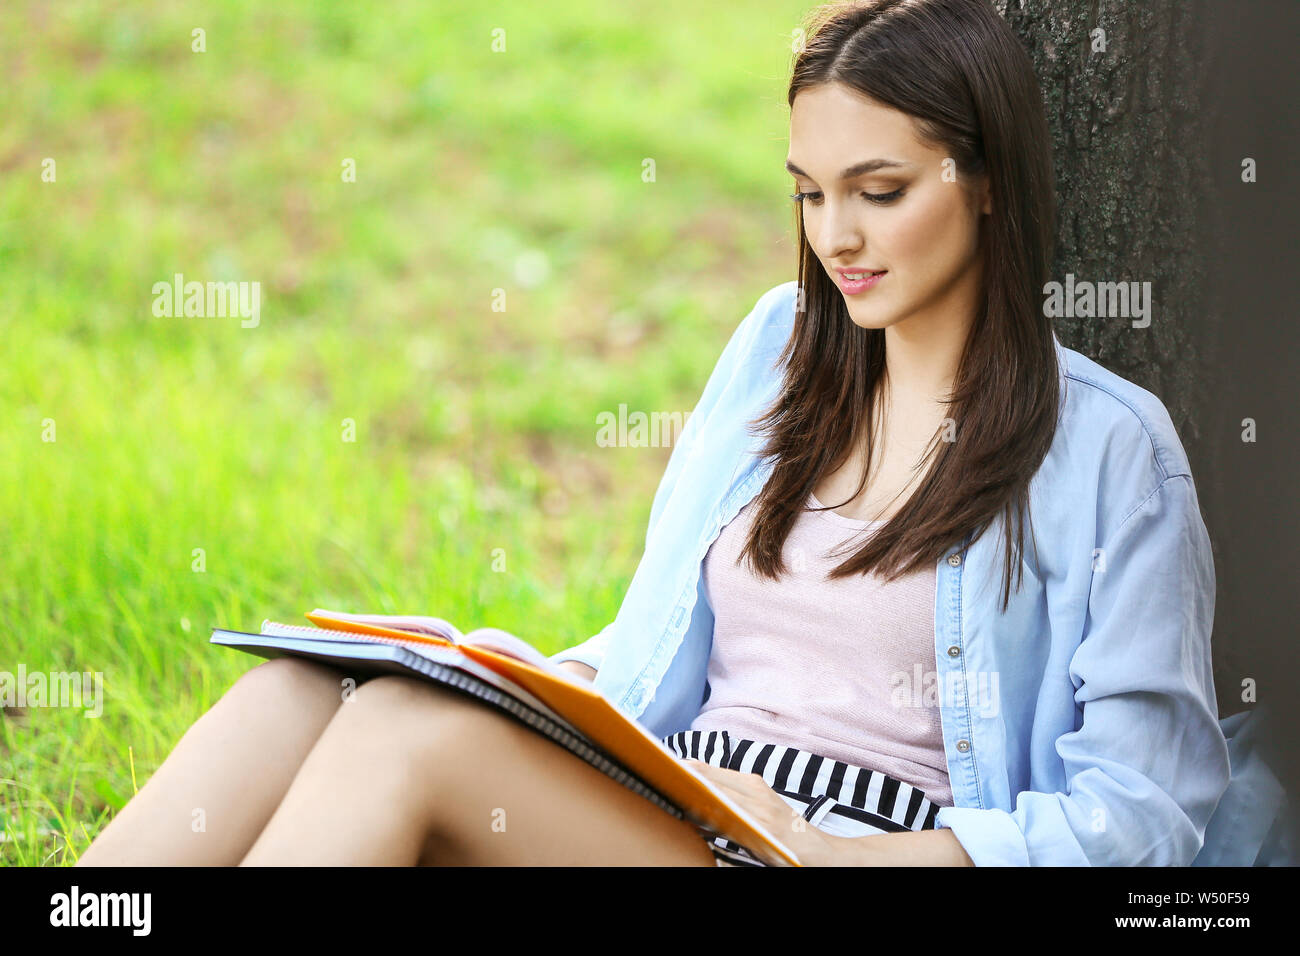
[935,806,1032,866]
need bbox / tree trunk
[997,0,1212,450]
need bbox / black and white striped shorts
[661,728,942,867]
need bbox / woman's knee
[330,677,495,769]
[227,655,350,710]
[341,675,481,729]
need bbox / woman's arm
[935,472,1229,866]
[816,828,975,866]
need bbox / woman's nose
[816,202,863,259]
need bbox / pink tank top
[690,491,954,806]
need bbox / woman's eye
[789,188,903,207]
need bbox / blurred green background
[0,1,805,862]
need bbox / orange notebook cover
[304,610,802,866]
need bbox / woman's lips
[838,270,887,294]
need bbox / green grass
[0,0,807,863]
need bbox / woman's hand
[555,660,597,682]
[686,759,975,866]
[683,758,841,867]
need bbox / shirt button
[947,552,962,567]
[956,739,971,752]
[947,645,961,657]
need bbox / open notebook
[210,609,802,866]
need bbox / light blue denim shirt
[552,279,1286,866]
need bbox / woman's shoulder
[734,279,801,352]
[1052,339,1194,484]
[1015,341,1212,578]
[1034,339,1210,556]
[707,280,801,397]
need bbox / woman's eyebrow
[784,157,913,180]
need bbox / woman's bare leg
[240,675,717,866]
[77,657,348,866]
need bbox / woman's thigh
[337,676,717,866]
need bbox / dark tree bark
[996,0,1213,454]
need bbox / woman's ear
[964,174,993,218]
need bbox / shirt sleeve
[934,473,1231,865]
[548,282,793,674]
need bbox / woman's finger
[685,759,748,792]
[684,760,753,809]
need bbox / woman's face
[787,82,991,334]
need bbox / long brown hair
[739,0,1062,612]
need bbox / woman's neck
[881,323,965,408]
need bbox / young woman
[78,0,1229,867]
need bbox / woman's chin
[843,307,896,331]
